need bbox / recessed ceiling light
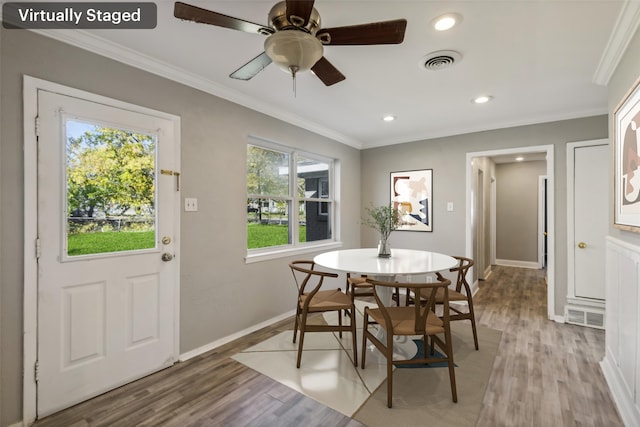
[382,115,396,122]
[433,13,462,31]
[473,95,493,104]
[515,156,525,161]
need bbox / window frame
[246,138,341,263]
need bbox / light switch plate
[184,198,198,212]
[447,202,454,212]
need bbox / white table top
[313,248,457,276]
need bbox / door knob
[161,253,174,262]
[578,242,587,249]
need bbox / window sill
[245,241,344,264]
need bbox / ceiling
[28,1,636,149]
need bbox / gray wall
[360,116,608,315]
[496,160,547,263]
[0,29,361,425]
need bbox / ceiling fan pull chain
[290,65,298,97]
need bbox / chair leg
[296,314,308,368]
[292,310,299,343]
[338,309,343,338]
[386,356,393,408]
[296,327,306,369]
[344,283,351,317]
[361,312,369,369]
[468,301,479,350]
[350,304,358,366]
[443,329,457,403]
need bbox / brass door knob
[578,242,587,249]
[161,253,174,262]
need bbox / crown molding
[363,107,608,149]
[18,26,363,149]
[593,0,640,86]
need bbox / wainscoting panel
[603,236,640,426]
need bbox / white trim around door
[466,145,556,321]
[23,76,181,424]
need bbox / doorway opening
[466,145,556,321]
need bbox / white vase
[377,239,391,258]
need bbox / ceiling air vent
[419,50,462,71]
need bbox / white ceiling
[27,1,638,149]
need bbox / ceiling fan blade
[174,2,273,35]
[311,57,346,86]
[229,52,273,81]
[316,19,407,45]
[285,0,315,27]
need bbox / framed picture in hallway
[614,75,640,232]
[390,169,433,232]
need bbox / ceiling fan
[174,1,407,87]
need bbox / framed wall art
[390,169,433,232]
[614,76,640,232]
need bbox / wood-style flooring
[475,266,623,427]
[33,266,622,427]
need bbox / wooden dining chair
[406,257,479,350]
[434,256,479,350]
[289,260,358,368]
[345,272,375,305]
[361,276,457,408]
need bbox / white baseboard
[495,259,540,269]
[179,309,296,361]
[8,422,24,427]
[601,350,640,427]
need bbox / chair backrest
[451,256,473,293]
[289,260,339,305]
[436,256,474,294]
[366,277,452,335]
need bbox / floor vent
[565,306,605,329]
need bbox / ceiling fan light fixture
[264,30,324,74]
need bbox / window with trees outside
[247,141,334,251]
[65,119,156,257]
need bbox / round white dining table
[313,248,457,277]
[313,248,457,362]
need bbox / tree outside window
[65,120,156,256]
[247,142,334,250]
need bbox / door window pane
[65,119,156,256]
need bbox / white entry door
[37,90,180,416]
[571,141,608,300]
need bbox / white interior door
[572,142,608,300]
[37,90,179,416]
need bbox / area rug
[354,322,502,427]
[232,300,501,426]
